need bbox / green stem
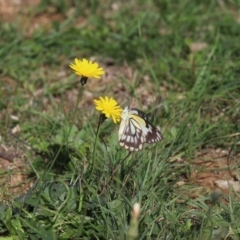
[33,80,84,214]
[72,86,83,125]
[48,86,83,171]
[89,114,105,179]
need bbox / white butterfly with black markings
[118,106,163,152]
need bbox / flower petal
[70,58,105,79]
[94,96,123,123]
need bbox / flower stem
[89,113,105,179]
[42,86,83,180]
[72,86,83,122]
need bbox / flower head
[70,58,105,85]
[94,96,123,123]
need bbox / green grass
[0,0,240,239]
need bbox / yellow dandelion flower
[94,96,123,123]
[70,58,105,79]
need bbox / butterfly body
[118,106,163,152]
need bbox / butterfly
[118,106,163,152]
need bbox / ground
[0,0,239,202]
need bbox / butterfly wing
[130,108,163,143]
[118,107,163,152]
[144,121,163,144]
[119,114,146,151]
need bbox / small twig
[99,152,131,196]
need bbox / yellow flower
[70,58,105,79]
[94,96,123,123]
